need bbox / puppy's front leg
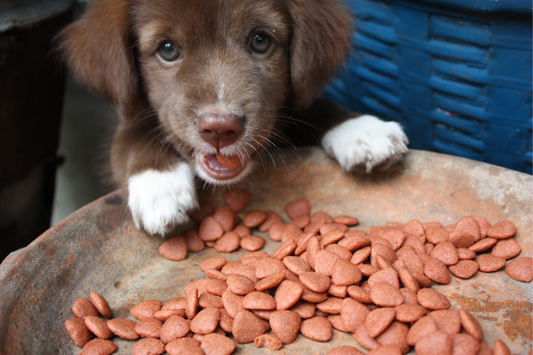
[305,99,409,173]
[127,162,197,235]
[111,122,198,235]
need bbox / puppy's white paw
[127,163,198,235]
[321,115,408,173]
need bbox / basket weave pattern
[324,0,532,173]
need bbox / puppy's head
[59,0,352,185]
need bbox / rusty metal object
[0,147,531,354]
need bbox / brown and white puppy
[59,0,408,235]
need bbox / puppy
[58,0,408,235]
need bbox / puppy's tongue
[198,153,247,180]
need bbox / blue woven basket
[323,0,532,174]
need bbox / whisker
[255,135,278,167]
[242,139,265,169]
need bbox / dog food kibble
[89,292,112,319]
[200,256,227,272]
[456,247,476,260]
[198,216,225,242]
[368,268,400,289]
[370,282,403,307]
[201,333,236,355]
[430,310,461,336]
[190,307,220,334]
[448,260,479,279]
[254,272,285,291]
[268,310,302,344]
[232,310,269,343]
[159,235,188,261]
[223,189,250,213]
[341,297,370,335]
[429,242,459,265]
[487,220,516,239]
[284,198,311,219]
[425,226,450,245]
[414,330,453,355]
[213,231,240,253]
[233,224,251,238]
[333,215,359,226]
[417,288,451,310]
[243,210,268,227]
[469,237,498,253]
[259,211,284,232]
[394,304,426,323]
[367,345,403,355]
[505,257,533,282]
[65,317,92,347]
[272,240,297,260]
[131,338,165,355]
[198,292,224,309]
[190,201,214,224]
[299,271,331,293]
[239,235,265,251]
[315,250,342,276]
[452,333,480,355]
[226,274,255,295]
[130,300,163,320]
[185,229,206,252]
[185,287,199,320]
[317,296,343,314]
[134,318,162,338]
[107,318,139,340]
[254,333,283,350]
[242,291,276,310]
[407,315,439,346]
[327,345,365,355]
[274,280,303,310]
[458,309,484,341]
[423,258,451,284]
[290,214,311,229]
[80,338,117,355]
[213,206,236,233]
[477,342,496,355]
[375,321,410,354]
[160,315,190,344]
[72,298,99,319]
[365,307,396,338]
[477,254,507,272]
[216,153,241,170]
[283,255,312,275]
[300,316,333,342]
[65,194,529,354]
[353,324,381,350]
[493,338,512,355]
[491,238,522,260]
[165,338,201,355]
[84,316,114,339]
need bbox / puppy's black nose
[198,113,243,150]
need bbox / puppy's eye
[250,33,271,54]
[158,42,181,62]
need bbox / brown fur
[58,0,353,186]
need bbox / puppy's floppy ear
[288,0,353,108]
[57,0,138,117]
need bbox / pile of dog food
[65,189,532,355]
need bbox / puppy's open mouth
[196,153,248,180]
